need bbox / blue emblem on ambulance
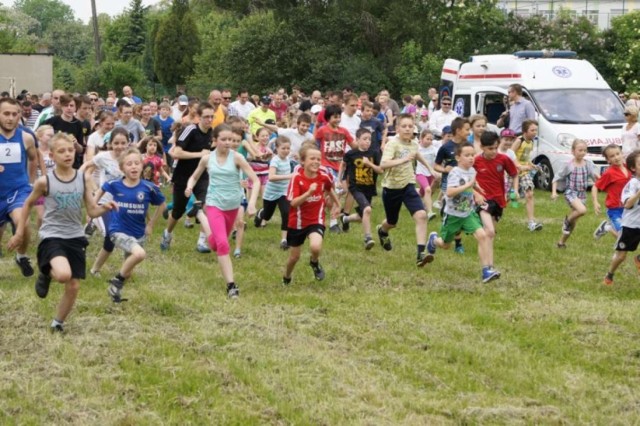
[552,66,571,78]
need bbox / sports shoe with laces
[482,267,501,283]
[377,225,392,251]
[309,261,325,281]
[186,200,203,218]
[35,273,52,299]
[416,251,434,267]
[160,230,172,251]
[227,283,239,299]
[254,208,264,228]
[593,220,609,240]
[280,239,289,250]
[339,213,350,232]
[84,220,96,238]
[603,272,614,286]
[561,216,572,235]
[15,255,34,277]
[427,211,437,222]
[107,277,125,303]
[282,276,292,286]
[329,224,341,234]
[528,221,543,232]
[427,232,438,255]
[364,236,375,250]
[50,323,64,333]
[454,245,465,254]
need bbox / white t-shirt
[444,166,477,218]
[277,128,314,161]
[229,100,255,119]
[92,151,123,186]
[416,145,438,176]
[621,122,640,157]
[621,177,640,228]
[429,109,458,137]
[340,112,361,141]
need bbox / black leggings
[261,196,290,231]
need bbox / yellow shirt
[381,137,419,189]
[515,139,533,177]
[247,107,276,136]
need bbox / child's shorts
[416,174,434,196]
[607,207,624,232]
[564,189,586,205]
[476,199,503,222]
[110,232,146,254]
[287,225,325,247]
[349,189,373,217]
[382,184,425,226]
[37,237,89,279]
[615,226,640,251]
[519,173,535,195]
[248,174,269,190]
[440,212,483,243]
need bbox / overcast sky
[2,0,163,22]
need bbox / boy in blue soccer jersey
[95,147,166,302]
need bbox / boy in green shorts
[427,144,500,283]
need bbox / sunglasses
[90,98,98,102]
[441,103,451,106]
[223,97,231,100]
[624,112,632,116]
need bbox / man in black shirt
[44,93,85,169]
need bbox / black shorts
[615,226,640,252]
[172,177,208,220]
[382,184,425,226]
[350,189,373,217]
[476,200,504,222]
[37,237,89,279]
[287,225,325,247]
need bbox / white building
[498,0,639,29]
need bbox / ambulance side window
[483,93,507,124]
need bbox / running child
[416,129,440,221]
[140,136,171,185]
[594,144,631,240]
[7,132,117,332]
[426,144,500,283]
[186,124,260,299]
[97,147,166,303]
[282,143,340,285]
[512,119,544,231]
[473,131,519,244]
[254,135,293,250]
[603,149,640,285]
[248,127,273,201]
[339,128,383,249]
[376,114,435,267]
[551,139,600,248]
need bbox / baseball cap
[310,104,323,114]
[442,125,452,135]
[500,128,516,138]
[178,95,188,106]
[260,95,271,105]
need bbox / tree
[122,0,147,61]
[44,20,93,65]
[154,0,201,88]
[13,0,75,38]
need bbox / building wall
[498,0,638,29]
[0,54,53,96]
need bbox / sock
[343,216,349,224]
[116,273,126,283]
[364,233,372,239]
[227,282,236,290]
[310,259,319,267]
[455,239,462,248]
[330,219,338,227]
[164,229,172,236]
[417,244,425,256]
[379,227,388,236]
[51,319,63,327]
[16,253,27,260]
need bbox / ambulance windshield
[530,89,625,124]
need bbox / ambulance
[439,50,625,190]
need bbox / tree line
[1,0,638,99]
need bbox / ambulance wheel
[535,158,553,191]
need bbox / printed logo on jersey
[137,191,145,202]
[496,165,504,173]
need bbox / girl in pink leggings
[185,124,260,299]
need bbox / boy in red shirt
[474,131,519,243]
[594,144,631,239]
[283,144,340,285]
[314,104,354,232]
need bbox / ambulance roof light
[513,50,577,59]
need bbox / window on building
[583,9,599,25]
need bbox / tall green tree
[13,0,75,37]
[122,0,147,61]
[154,0,201,89]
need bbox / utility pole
[91,0,102,66]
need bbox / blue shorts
[607,207,624,232]
[382,184,425,226]
[0,186,31,226]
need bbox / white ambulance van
[440,50,625,190]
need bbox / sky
[3,0,163,22]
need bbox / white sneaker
[433,200,442,211]
[593,220,609,240]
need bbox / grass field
[1,189,640,424]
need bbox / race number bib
[0,143,22,164]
